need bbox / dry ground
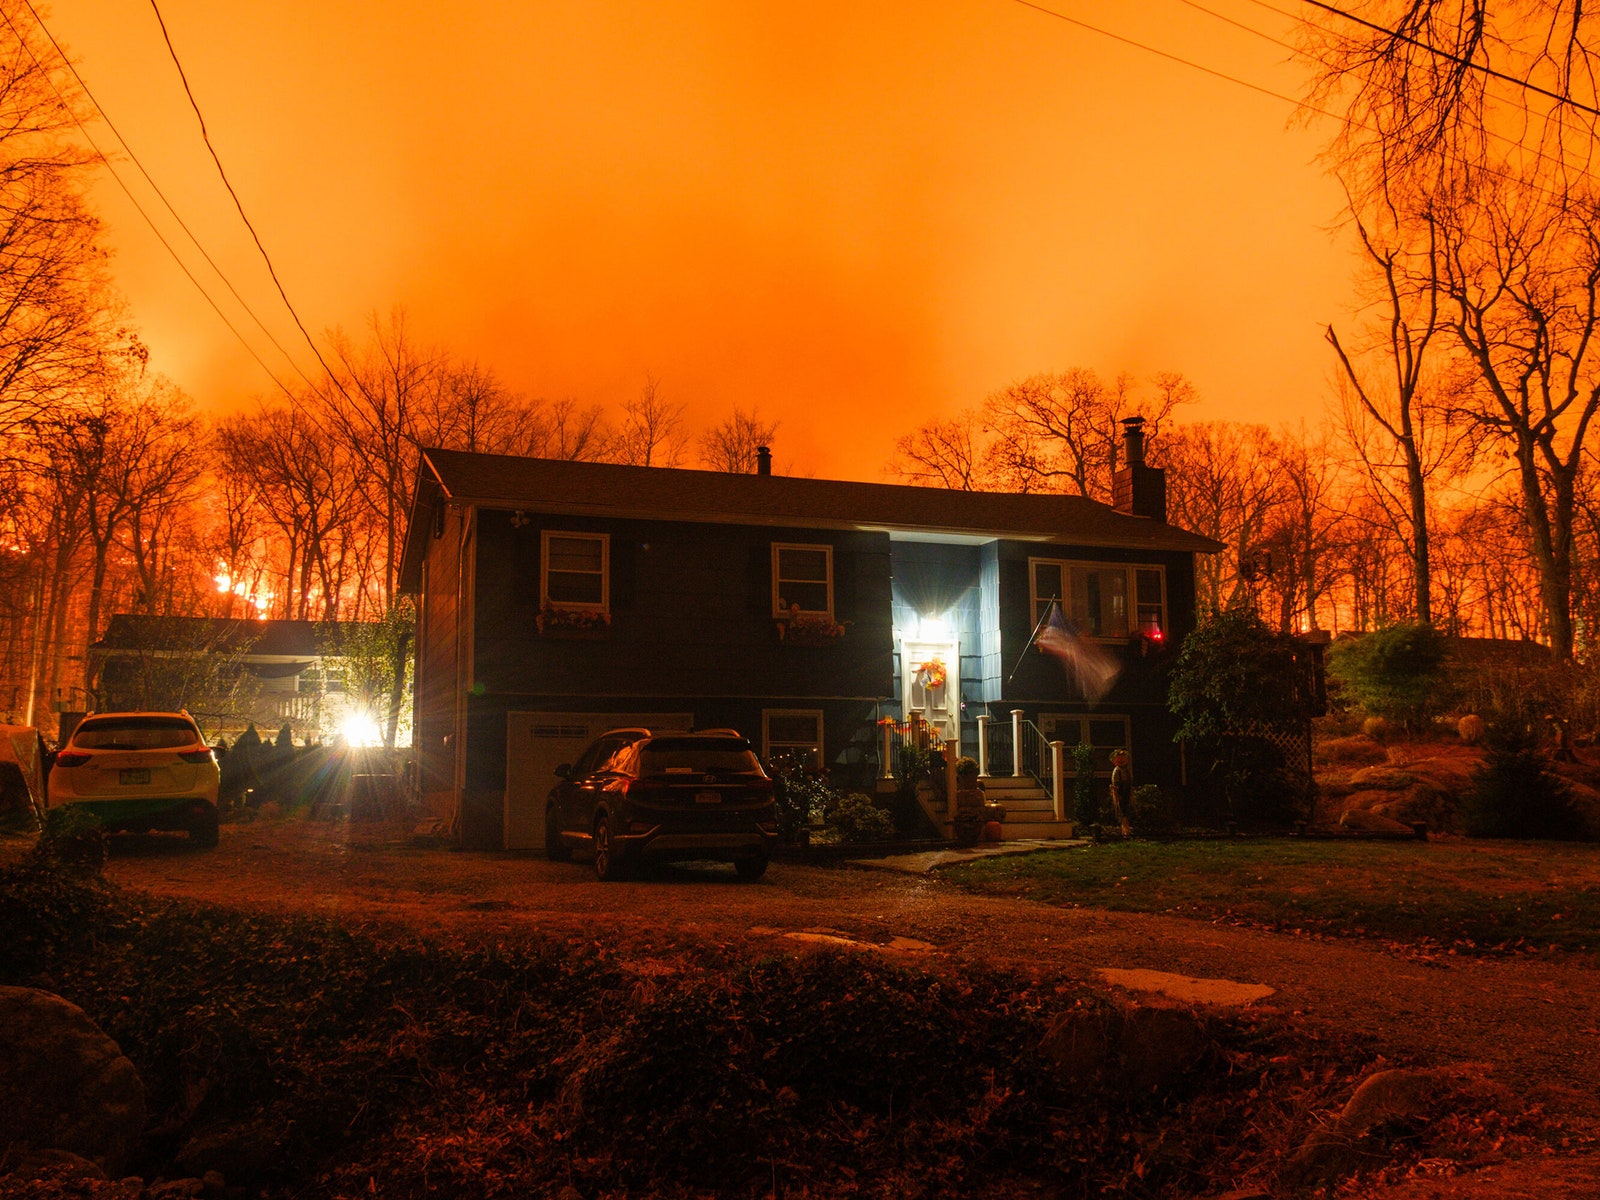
[84,816,1600,1106]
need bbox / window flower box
[537,605,610,637]
[774,608,845,646]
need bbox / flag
[1035,602,1121,702]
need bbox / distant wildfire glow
[214,563,275,618]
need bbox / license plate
[695,791,722,805]
[119,768,151,785]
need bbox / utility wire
[146,0,349,393]
[17,0,320,394]
[0,4,297,398]
[1175,0,1600,188]
[1009,0,1594,209]
[1299,0,1600,120]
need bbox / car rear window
[639,738,763,774]
[72,717,201,750]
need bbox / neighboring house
[92,616,366,743]
[398,420,1223,850]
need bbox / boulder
[0,986,145,1176]
[1038,998,1208,1097]
[173,1119,289,1185]
[1283,1067,1441,1186]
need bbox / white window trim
[762,708,825,768]
[541,530,610,611]
[1028,557,1166,641]
[771,542,834,617]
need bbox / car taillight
[623,778,668,800]
[54,751,91,768]
[178,749,215,764]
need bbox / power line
[1299,0,1600,120]
[16,0,320,394]
[1009,0,1595,209]
[1176,0,1600,189]
[1009,0,1317,110]
[0,4,297,397]
[146,0,348,392]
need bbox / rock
[1119,1002,1208,1093]
[1284,1067,1442,1185]
[0,986,146,1176]
[1337,1067,1437,1130]
[1038,998,1208,1096]
[1038,1005,1115,1084]
[1347,766,1416,790]
[1337,805,1417,836]
[1,1146,110,1182]
[174,1119,287,1185]
[149,1179,206,1199]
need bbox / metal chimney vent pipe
[756,445,772,476]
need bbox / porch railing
[880,707,1071,823]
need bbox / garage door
[504,711,693,850]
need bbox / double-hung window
[763,709,824,770]
[1030,558,1166,640]
[772,543,833,616]
[542,531,609,611]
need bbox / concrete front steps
[924,774,1080,841]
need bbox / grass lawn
[943,838,1600,957]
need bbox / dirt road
[94,819,1600,1111]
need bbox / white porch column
[880,720,895,780]
[1050,740,1066,821]
[975,715,991,778]
[1010,708,1025,778]
[946,748,959,819]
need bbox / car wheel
[190,811,220,849]
[593,816,629,881]
[545,806,572,861]
[734,853,769,882]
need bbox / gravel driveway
[93,817,1600,1114]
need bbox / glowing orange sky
[46,0,1356,480]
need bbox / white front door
[504,711,693,850]
[899,638,960,754]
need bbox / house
[398,419,1223,850]
[91,616,371,744]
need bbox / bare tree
[614,374,688,467]
[888,410,990,490]
[981,370,1195,500]
[0,0,116,451]
[699,407,778,473]
[1159,422,1284,613]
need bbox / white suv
[48,711,221,848]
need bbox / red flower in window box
[537,605,610,635]
[774,604,845,645]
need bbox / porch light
[340,713,384,748]
[918,613,951,640]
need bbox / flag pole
[1006,595,1060,686]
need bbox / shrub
[1361,716,1389,740]
[1129,783,1177,834]
[1168,609,1317,826]
[1460,726,1586,841]
[1457,714,1485,744]
[768,754,830,843]
[890,743,934,836]
[1072,742,1097,828]
[1327,623,1450,732]
[27,805,107,875]
[824,792,895,843]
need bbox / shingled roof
[94,616,364,659]
[399,449,1222,590]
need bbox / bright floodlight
[341,713,384,748]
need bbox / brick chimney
[1112,417,1166,521]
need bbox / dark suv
[545,728,778,881]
